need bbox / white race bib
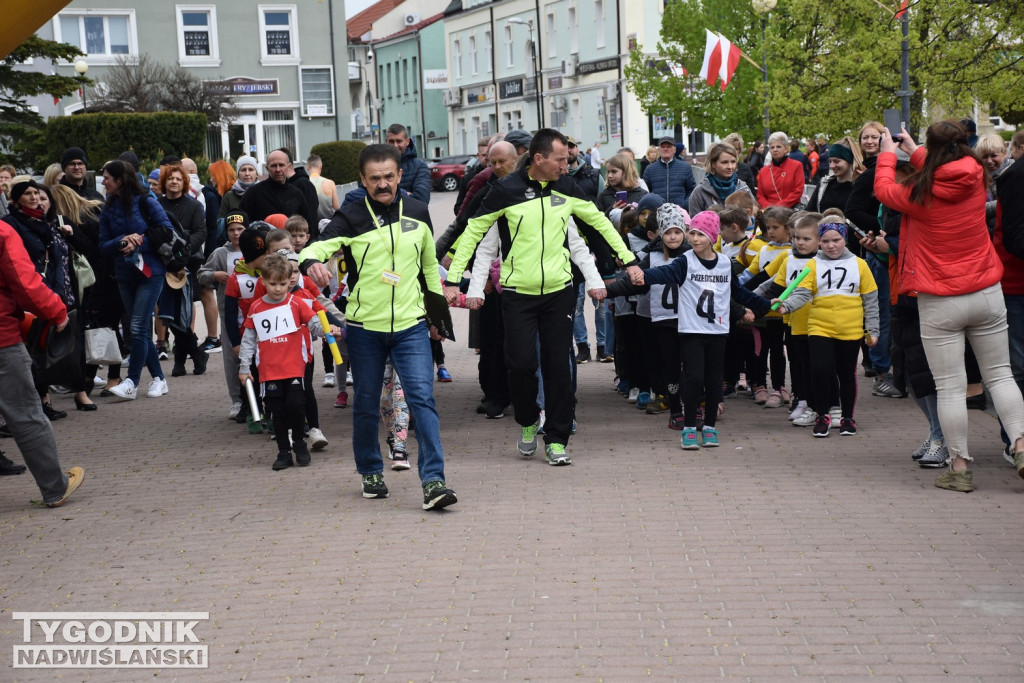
[227,253,243,273]
[252,306,299,341]
[237,274,258,299]
[815,256,861,298]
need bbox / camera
[119,239,129,249]
[366,50,374,62]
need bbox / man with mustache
[299,144,456,511]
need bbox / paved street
[2,191,1024,681]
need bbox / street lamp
[74,59,88,112]
[752,0,776,148]
[507,17,542,131]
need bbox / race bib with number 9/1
[252,307,299,341]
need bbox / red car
[429,155,474,192]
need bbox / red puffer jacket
[0,221,67,349]
[874,148,1002,296]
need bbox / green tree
[0,36,84,170]
[625,0,1024,142]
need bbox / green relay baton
[770,264,812,311]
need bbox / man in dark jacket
[239,149,310,229]
[58,147,103,201]
[642,137,696,207]
[995,131,1024,406]
[386,123,431,203]
[275,148,319,238]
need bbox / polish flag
[895,1,909,19]
[132,250,152,278]
[699,29,742,91]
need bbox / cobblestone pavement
[2,192,1023,681]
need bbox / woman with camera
[98,160,173,401]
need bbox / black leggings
[787,331,811,402]
[614,314,646,390]
[750,318,787,389]
[655,323,682,415]
[808,336,860,419]
[303,361,319,429]
[680,334,726,428]
[263,377,306,454]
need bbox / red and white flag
[699,29,742,91]
[895,0,908,19]
[132,250,152,278]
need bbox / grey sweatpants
[221,327,241,404]
[0,344,68,503]
[919,284,1024,462]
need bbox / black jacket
[239,179,309,227]
[287,168,320,237]
[59,176,103,202]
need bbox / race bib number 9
[252,307,299,341]
[238,274,258,299]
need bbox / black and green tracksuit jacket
[299,195,442,333]
[445,167,637,295]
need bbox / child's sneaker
[645,395,669,414]
[668,413,685,430]
[272,451,293,470]
[839,418,857,436]
[829,406,842,422]
[545,443,572,466]
[736,373,747,393]
[308,427,328,450]
[322,372,336,388]
[390,445,410,470]
[334,391,348,408]
[362,473,388,498]
[753,386,769,404]
[293,442,311,467]
[788,401,809,421]
[813,414,831,438]
[793,410,817,427]
[616,378,630,395]
[246,413,264,434]
[778,387,791,405]
[764,390,783,408]
[636,391,651,410]
[627,387,640,403]
[701,426,719,447]
[680,427,699,450]
[517,422,539,456]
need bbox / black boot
[171,344,188,377]
[192,346,208,375]
[0,452,27,475]
[576,342,591,364]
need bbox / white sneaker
[792,410,818,427]
[121,355,131,368]
[147,377,169,398]
[109,378,137,401]
[93,375,106,387]
[228,401,242,420]
[308,427,329,450]
[788,401,809,421]
[322,373,336,388]
[346,371,354,386]
[627,387,640,403]
[829,406,842,422]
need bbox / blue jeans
[118,276,165,386]
[573,284,606,347]
[346,321,446,484]
[866,253,891,373]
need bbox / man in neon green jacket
[444,128,642,466]
[300,144,456,510]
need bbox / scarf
[21,205,46,220]
[708,173,738,202]
[231,179,255,196]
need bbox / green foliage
[625,0,1024,142]
[45,112,207,168]
[0,36,84,170]
[310,141,366,185]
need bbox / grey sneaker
[544,443,572,466]
[361,474,388,499]
[792,410,818,427]
[517,422,539,457]
[918,440,949,468]
[911,439,932,460]
[872,373,904,398]
[422,481,457,510]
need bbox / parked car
[429,155,474,192]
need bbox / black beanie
[118,151,141,172]
[239,228,269,264]
[61,147,88,170]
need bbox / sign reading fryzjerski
[207,77,280,96]
[499,78,523,100]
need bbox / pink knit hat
[689,210,720,243]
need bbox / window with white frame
[175,6,219,66]
[595,1,605,48]
[54,10,136,63]
[546,13,556,58]
[568,8,578,53]
[484,30,492,73]
[469,35,478,76]
[299,65,334,117]
[452,38,462,79]
[258,5,299,65]
[262,109,297,155]
[504,26,514,67]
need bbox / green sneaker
[246,413,263,435]
[517,422,539,457]
[701,426,719,448]
[680,427,699,450]
[422,481,458,510]
[544,443,572,466]
[361,473,389,499]
[935,468,974,493]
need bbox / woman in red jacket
[756,132,805,208]
[874,120,1024,493]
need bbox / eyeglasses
[66,161,86,167]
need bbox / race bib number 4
[252,307,299,341]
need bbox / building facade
[26,0,350,163]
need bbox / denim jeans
[0,344,68,503]
[118,275,165,386]
[866,253,891,373]
[346,321,446,484]
[573,283,606,347]
[918,285,1024,461]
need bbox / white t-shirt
[590,146,603,169]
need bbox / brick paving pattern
[1,194,1023,680]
